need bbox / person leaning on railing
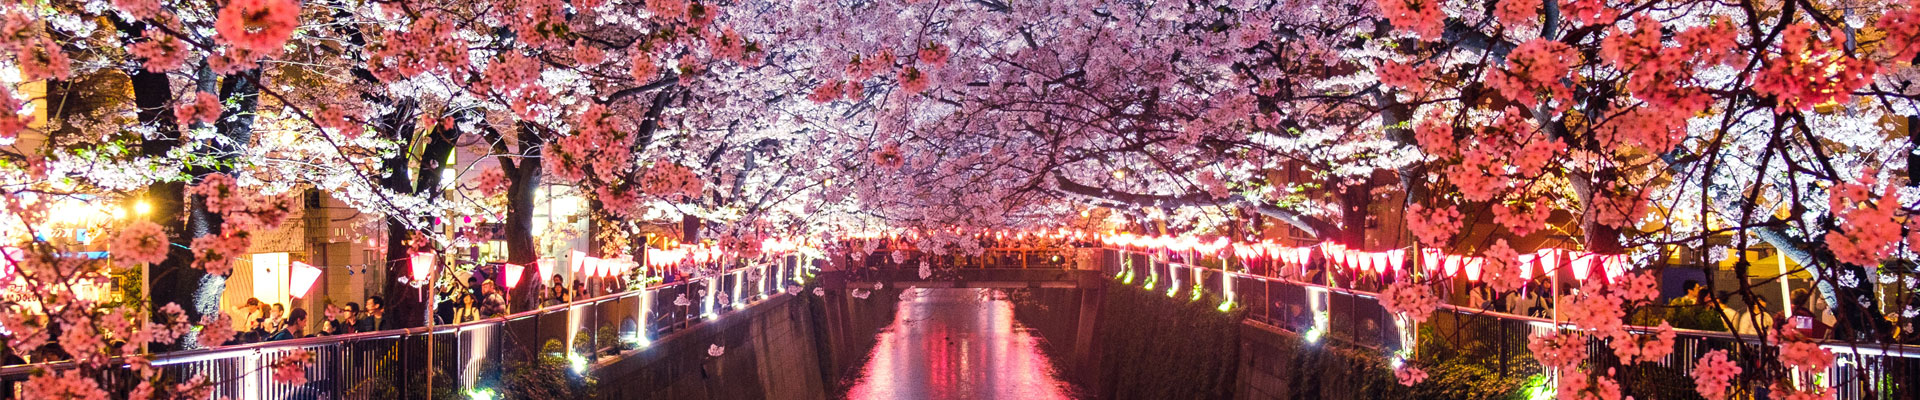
[451,293,482,324]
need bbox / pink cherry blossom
[1494,0,1538,28]
[1753,25,1876,113]
[21,369,110,400]
[197,313,236,347]
[190,234,251,276]
[1825,173,1900,267]
[1618,272,1658,303]
[1377,0,1446,39]
[1882,5,1920,61]
[0,91,28,140]
[1482,240,1529,293]
[214,0,300,54]
[899,67,932,95]
[1527,330,1588,369]
[1558,0,1617,25]
[112,220,171,267]
[1379,280,1440,322]
[174,92,224,126]
[13,38,73,81]
[1393,364,1427,386]
[1779,339,1835,371]
[917,42,950,68]
[271,350,316,385]
[1405,203,1462,246]
[1562,286,1626,336]
[1608,321,1676,364]
[1487,39,1578,108]
[872,144,905,170]
[1691,350,1741,399]
[809,80,846,103]
[471,167,509,197]
[128,30,189,73]
[1491,199,1552,236]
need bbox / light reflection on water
[843,288,1079,400]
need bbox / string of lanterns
[1097,232,1636,285]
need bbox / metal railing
[1100,248,1920,400]
[0,256,819,399]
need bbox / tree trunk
[377,102,459,329]
[504,124,544,310]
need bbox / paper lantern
[1536,249,1561,276]
[1517,254,1537,280]
[290,261,324,299]
[409,252,435,282]
[571,250,588,274]
[503,263,526,289]
[1443,254,1462,277]
[1387,249,1406,274]
[538,258,556,283]
[1463,257,1485,281]
[1570,252,1595,281]
[1602,254,1628,282]
[1421,248,1443,274]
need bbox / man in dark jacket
[268,309,308,341]
[356,296,387,332]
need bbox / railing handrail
[1109,247,1920,359]
[0,263,775,378]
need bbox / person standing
[1734,295,1777,337]
[268,309,308,341]
[1787,289,1831,339]
[357,296,387,332]
[479,281,507,318]
[452,293,482,324]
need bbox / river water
[841,288,1080,400]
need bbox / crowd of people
[219,270,613,344]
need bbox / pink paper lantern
[409,253,435,282]
[1421,248,1442,274]
[290,261,324,299]
[503,263,526,289]
[1536,249,1561,275]
[1517,254,1537,280]
[537,258,555,283]
[1443,254,1462,277]
[1463,257,1485,281]
[571,250,588,275]
[1570,252,1595,281]
[1387,249,1406,273]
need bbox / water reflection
[843,288,1079,400]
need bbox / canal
[841,288,1081,400]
